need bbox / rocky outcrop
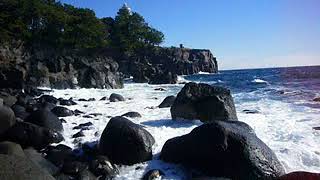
[117,47,218,84]
[160,120,285,179]
[171,82,238,122]
[0,42,123,89]
[99,116,155,165]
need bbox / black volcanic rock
[51,106,74,117]
[158,95,176,108]
[160,120,285,179]
[121,111,142,118]
[171,82,238,122]
[0,154,55,180]
[0,105,16,134]
[99,116,155,165]
[4,122,63,150]
[26,107,63,132]
[89,155,119,178]
[120,47,218,84]
[0,42,123,89]
[109,93,125,102]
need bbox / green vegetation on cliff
[0,0,164,51]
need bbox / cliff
[0,42,123,89]
[0,42,218,90]
[118,47,218,84]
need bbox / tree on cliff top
[110,4,164,55]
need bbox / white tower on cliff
[123,3,132,15]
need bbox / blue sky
[61,0,320,70]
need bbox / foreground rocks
[171,82,238,122]
[25,107,63,132]
[4,122,64,150]
[0,154,55,180]
[160,120,285,179]
[99,116,155,165]
[0,105,16,134]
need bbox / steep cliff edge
[0,42,123,89]
[0,42,218,89]
[118,47,218,84]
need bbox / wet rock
[74,109,85,115]
[45,144,74,167]
[0,105,16,134]
[72,131,85,138]
[61,118,67,123]
[62,160,87,176]
[59,98,77,106]
[83,115,93,118]
[39,95,59,104]
[154,88,166,91]
[171,82,238,122]
[158,95,176,108]
[99,116,155,165]
[121,111,142,118]
[0,154,55,180]
[109,93,125,102]
[88,98,96,101]
[11,104,29,120]
[242,109,260,114]
[73,122,93,130]
[100,96,107,101]
[313,127,320,130]
[0,141,24,157]
[24,147,59,175]
[313,97,320,102]
[160,121,285,179]
[0,93,17,106]
[89,155,119,177]
[4,122,63,150]
[88,113,102,117]
[149,70,178,84]
[78,169,97,180]
[25,107,63,132]
[277,171,320,180]
[51,106,74,117]
[78,98,88,101]
[142,169,164,180]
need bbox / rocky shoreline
[0,82,318,179]
[0,42,218,90]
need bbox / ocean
[47,66,320,179]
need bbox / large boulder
[0,154,55,180]
[4,122,64,150]
[160,121,285,179]
[99,116,155,165]
[171,82,237,122]
[24,148,59,176]
[109,93,125,102]
[158,95,176,108]
[0,105,16,134]
[0,141,25,157]
[25,107,63,132]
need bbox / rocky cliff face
[0,42,123,89]
[118,47,218,84]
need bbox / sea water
[47,66,320,179]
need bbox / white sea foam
[197,71,210,75]
[252,78,268,83]
[47,83,320,179]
